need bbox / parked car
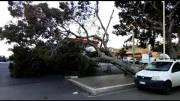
[134,59,180,94]
[0,56,7,62]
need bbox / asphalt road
[1,63,180,100]
[88,87,180,100]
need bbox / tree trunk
[166,35,177,58]
[177,33,180,53]
[165,2,180,58]
[92,49,140,76]
[166,18,177,58]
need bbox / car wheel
[137,86,143,90]
[162,81,172,95]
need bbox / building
[67,37,99,48]
[108,47,122,56]
[125,47,159,60]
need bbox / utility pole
[132,30,135,65]
[163,1,166,54]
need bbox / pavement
[68,74,135,95]
[98,63,123,74]
[0,62,64,87]
[0,62,89,100]
[87,87,180,100]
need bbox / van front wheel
[162,81,172,95]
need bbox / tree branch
[100,9,114,48]
[95,1,113,56]
[72,19,90,42]
[149,1,158,10]
[146,18,162,27]
[61,25,79,38]
[168,1,180,18]
[95,1,106,32]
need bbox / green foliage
[9,46,47,78]
[1,1,98,78]
[54,53,98,77]
[60,40,84,53]
[116,48,126,59]
[9,41,98,78]
[86,51,98,58]
[48,41,98,77]
[113,1,180,54]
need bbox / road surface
[0,63,180,100]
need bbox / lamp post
[130,22,135,65]
[132,30,135,65]
[130,24,135,65]
[162,1,166,54]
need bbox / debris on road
[72,91,79,95]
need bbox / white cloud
[0,1,14,58]
[0,1,12,27]
[0,39,13,58]
[98,1,129,48]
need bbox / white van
[134,59,180,94]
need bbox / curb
[68,79,135,95]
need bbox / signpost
[148,52,152,64]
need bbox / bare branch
[174,1,180,9]
[146,18,162,27]
[148,1,158,10]
[95,1,106,32]
[143,1,147,14]
[100,9,114,48]
[146,26,162,31]
[95,1,114,52]
[168,1,180,18]
[73,19,89,38]
[61,25,79,38]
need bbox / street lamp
[130,25,135,65]
[132,31,135,65]
[162,1,166,54]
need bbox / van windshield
[144,62,173,71]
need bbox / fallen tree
[0,1,139,77]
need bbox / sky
[0,1,131,57]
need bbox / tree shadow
[137,86,180,95]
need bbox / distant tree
[113,1,180,58]
[115,48,126,59]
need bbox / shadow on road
[0,63,65,87]
[136,86,180,95]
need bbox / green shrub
[77,56,99,77]
[86,51,98,58]
[9,41,99,78]
[8,46,47,78]
[51,52,99,77]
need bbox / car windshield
[144,62,173,71]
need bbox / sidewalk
[68,74,135,96]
